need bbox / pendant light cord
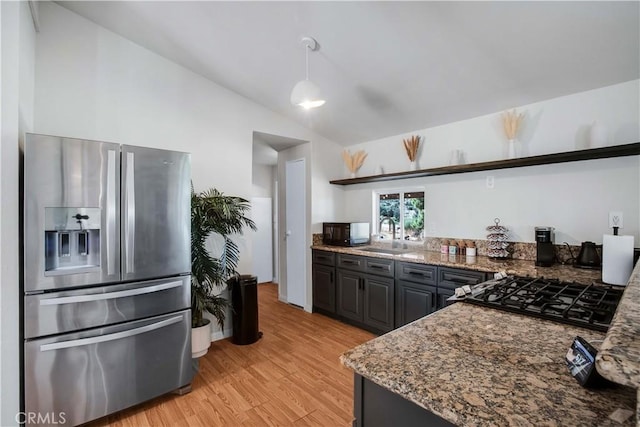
[305,44,310,81]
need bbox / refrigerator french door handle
[107,149,117,276]
[125,151,135,274]
[39,315,183,352]
[38,280,184,306]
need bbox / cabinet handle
[408,270,425,276]
[330,271,334,283]
[359,278,364,290]
[369,264,386,270]
[342,260,358,265]
[446,277,470,284]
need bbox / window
[374,190,425,242]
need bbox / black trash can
[228,275,262,345]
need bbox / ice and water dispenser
[44,207,101,275]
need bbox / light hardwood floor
[91,283,375,426]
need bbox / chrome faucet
[379,216,396,240]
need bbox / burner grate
[462,276,623,332]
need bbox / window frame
[372,187,425,242]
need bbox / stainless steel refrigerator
[22,133,192,426]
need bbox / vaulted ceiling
[57,1,640,146]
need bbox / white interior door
[251,197,273,283]
[285,159,306,307]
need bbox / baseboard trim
[210,328,232,342]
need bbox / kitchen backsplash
[312,233,580,264]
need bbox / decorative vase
[409,161,417,171]
[192,320,212,358]
[589,121,608,148]
[507,139,517,159]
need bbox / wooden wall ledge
[330,142,640,185]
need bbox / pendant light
[290,36,325,109]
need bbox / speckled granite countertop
[341,303,637,426]
[597,263,640,390]
[312,245,602,283]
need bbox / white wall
[1,1,36,425]
[252,163,275,198]
[32,3,344,337]
[343,81,640,245]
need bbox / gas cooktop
[461,276,624,332]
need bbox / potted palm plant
[191,187,256,358]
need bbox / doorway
[251,132,309,307]
[285,158,306,307]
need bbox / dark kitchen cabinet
[395,262,438,327]
[337,269,395,333]
[438,267,487,288]
[396,280,437,327]
[313,264,335,313]
[312,250,336,315]
[336,254,394,334]
[363,274,394,333]
[436,288,455,310]
[313,249,492,333]
[337,269,364,322]
[437,267,487,310]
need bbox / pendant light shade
[290,80,325,109]
[291,36,325,109]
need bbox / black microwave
[323,222,370,246]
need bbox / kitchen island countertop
[340,302,637,426]
[311,245,602,284]
[597,264,640,389]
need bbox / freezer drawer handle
[39,315,183,352]
[39,280,183,306]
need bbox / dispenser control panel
[44,207,101,276]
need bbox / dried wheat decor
[342,149,367,175]
[501,109,524,140]
[402,135,421,162]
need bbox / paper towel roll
[602,234,634,286]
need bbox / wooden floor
[91,283,375,426]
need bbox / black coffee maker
[535,227,555,267]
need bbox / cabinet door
[396,280,437,327]
[312,264,336,313]
[337,269,363,322]
[437,288,456,310]
[363,274,394,333]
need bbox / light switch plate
[609,211,623,228]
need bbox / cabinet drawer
[25,310,192,427]
[312,250,335,266]
[364,257,394,277]
[396,262,437,285]
[337,254,365,271]
[438,267,487,290]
